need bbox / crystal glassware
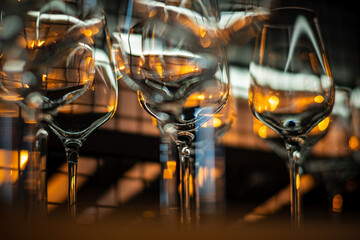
[248,7,335,228]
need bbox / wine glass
[27,4,117,221]
[248,7,335,228]
[115,0,229,224]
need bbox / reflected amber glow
[189,173,194,197]
[258,125,267,139]
[332,194,343,213]
[155,62,163,78]
[268,95,279,111]
[317,117,330,132]
[167,161,176,173]
[253,118,277,139]
[107,104,115,112]
[202,117,222,128]
[184,93,203,107]
[27,40,45,49]
[252,89,326,114]
[314,95,324,103]
[145,55,199,81]
[163,161,176,180]
[1,95,23,102]
[296,173,300,190]
[349,136,360,151]
[19,150,29,170]
[199,27,211,48]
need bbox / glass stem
[286,144,301,229]
[35,127,49,215]
[178,141,192,225]
[65,142,81,223]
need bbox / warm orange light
[42,74,47,83]
[155,62,163,78]
[163,169,173,179]
[314,95,324,103]
[81,28,93,37]
[202,116,223,128]
[167,161,176,174]
[258,125,268,139]
[1,95,23,102]
[163,161,176,180]
[200,28,207,37]
[212,117,222,128]
[296,173,300,190]
[184,93,204,107]
[20,150,29,169]
[197,94,205,100]
[349,136,360,151]
[332,194,343,213]
[317,117,330,132]
[107,105,115,112]
[37,40,45,47]
[119,64,126,71]
[189,173,194,197]
[149,9,157,18]
[28,40,35,49]
[268,96,279,111]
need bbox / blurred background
[1,0,360,230]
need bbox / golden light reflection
[107,104,115,112]
[258,125,268,139]
[296,173,300,190]
[167,161,176,173]
[332,194,343,213]
[314,95,324,103]
[163,169,173,179]
[268,95,279,111]
[119,64,126,71]
[81,28,93,37]
[252,89,327,115]
[317,117,330,132]
[202,117,222,128]
[184,93,203,107]
[349,136,360,151]
[189,173,194,197]
[19,150,29,170]
[155,62,163,78]
[27,40,46,49]
[1,95,23,102]
[197,94,205,101]
[163,161,176,180]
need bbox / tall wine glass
[248,7,335,228]
[29,5,117,221]
[115,0,229,224]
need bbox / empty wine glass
[114,0,229,224]
[248,7,335,228]
[25,3,117,221]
